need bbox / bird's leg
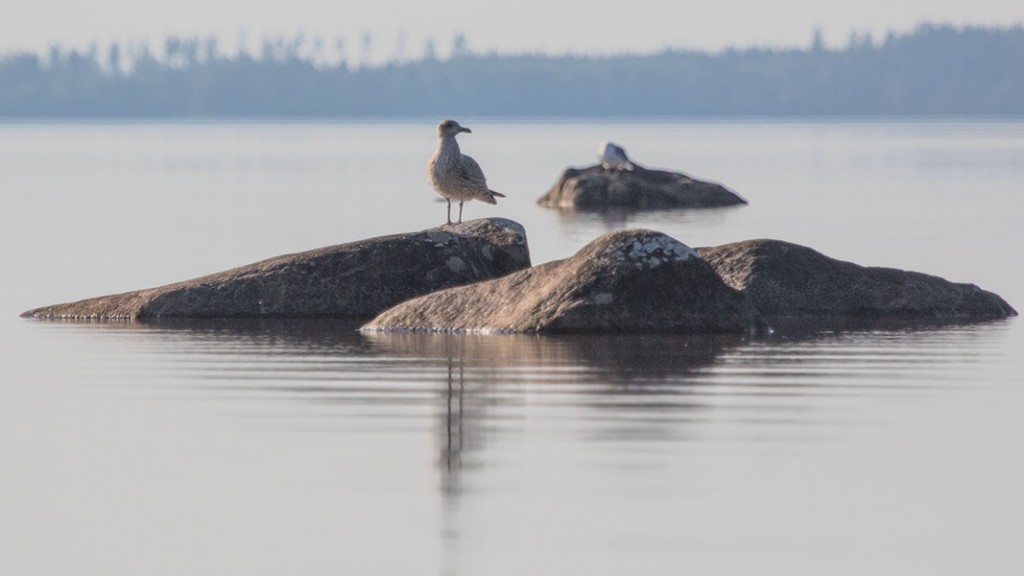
[446,199,453,225]
[458,200,464,224]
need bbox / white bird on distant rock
[427,119,505,225]
[598,141,635,171]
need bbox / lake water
[1,120,1022,575]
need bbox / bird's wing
[458,154,489,189]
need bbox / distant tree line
[1,24,1022,117]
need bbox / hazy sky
[4,0,1023,59]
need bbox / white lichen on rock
[616,235,701,269]
[446,256,468,273]
[425,231,455,246]
[488,218,528,241]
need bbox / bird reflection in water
[440,339,466,497]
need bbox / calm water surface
[1,120,1022,575]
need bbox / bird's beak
[460,127,472,134]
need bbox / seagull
[427,119,505,225]
[598,141,635,171]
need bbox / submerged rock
[361,229,766,334]
[537,164,746,210]
[698,239,1017,320]
[21,218,531,320]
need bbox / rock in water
[538,164,746,210]
[361,230,766,334]
[698,239,1017,320]
[22,218,531,320]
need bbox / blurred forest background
[1,24,1022,116]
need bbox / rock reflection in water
[361,331,743,383]
[551,204,741,242]
[136,317,369,351]
[362,331,745,498]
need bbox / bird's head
[438,119,471,138]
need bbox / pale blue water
[1,120,1022,575]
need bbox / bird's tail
[481,189,505,204]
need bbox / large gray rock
[21,218,531,320]
[698,239,1017,320]
[362,230,766,334]
[537,164,746,210]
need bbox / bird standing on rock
[427,119,505,225]
[598,141,635,171]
